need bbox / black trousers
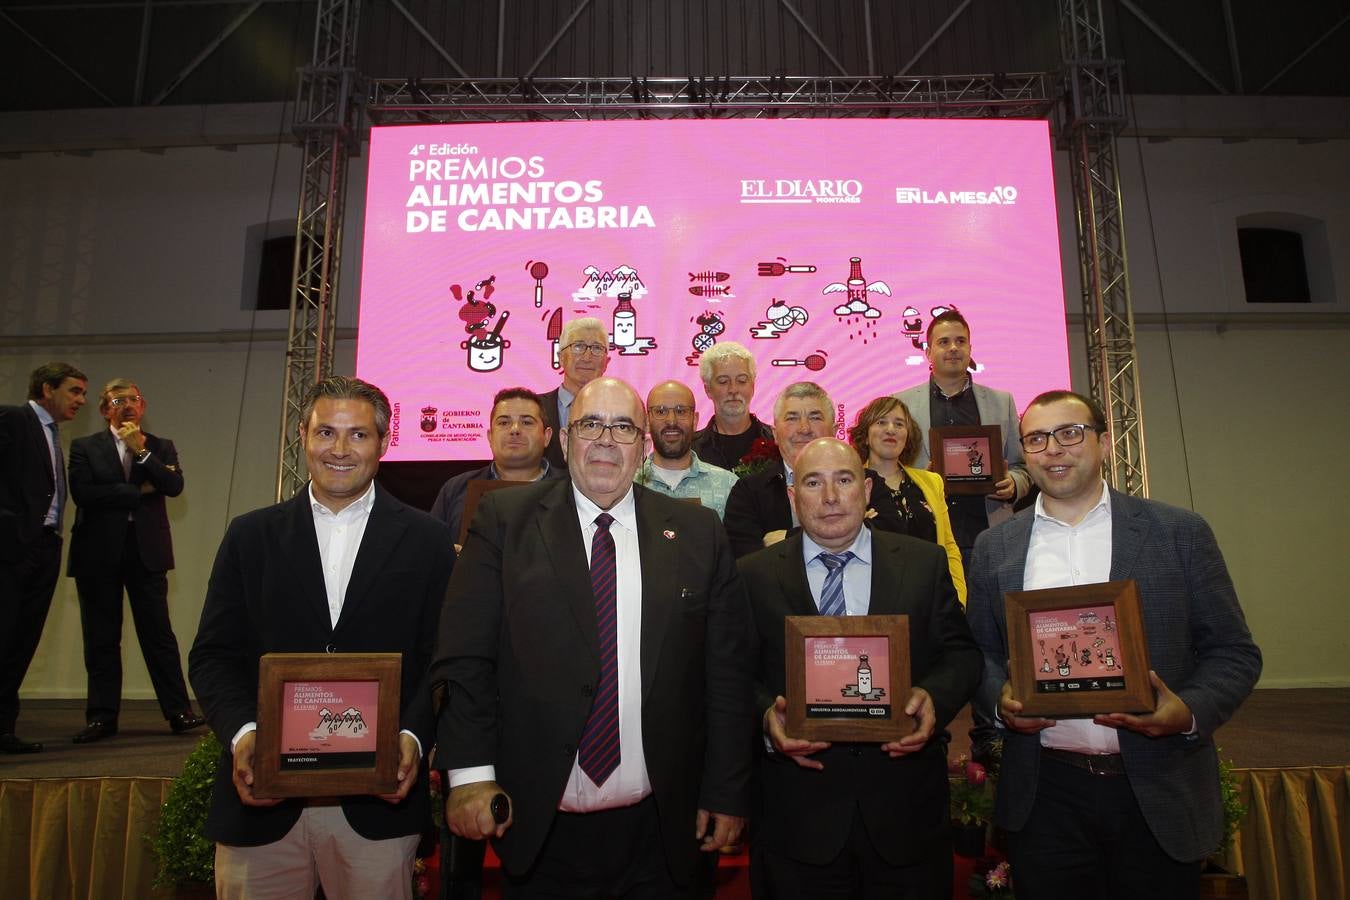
[1007,754,1203,900]
[75,529,191,721]
[753,806,952,900]
[0,529,61,734]
[503,796,711,900]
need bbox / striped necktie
[577,512,620,786]
[817,551,855,616]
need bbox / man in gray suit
[892,309,1030,558]
[966,390,1261,899]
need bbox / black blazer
[0,403,57,563]
[432,479,754,884]
[67,429,182,575]
[536,386,568,471]
[740,526,982,866]
[188,486,455,846]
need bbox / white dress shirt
[29,400,60,527]
[309,481,377,629]
[1023,481,1121,754]
[802,526,874,616]
[449,485,653,813]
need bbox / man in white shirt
[189,376,455,900]
[966,390,1261,900]
[433,376,752,898]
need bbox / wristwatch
[135,449,151,464]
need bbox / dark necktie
[817,551,855,616]
[577,512,620,786]
[48,422,66,530]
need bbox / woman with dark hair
[849,396,966,605]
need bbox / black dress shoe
[73,720,118,744]
[0,732,44,753]
[169,712,206,735]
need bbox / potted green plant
[1200,754,1248,899]
[151,731,221,894]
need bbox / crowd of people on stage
[0,307,1262,900]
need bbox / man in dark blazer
[189,376,455,899]
[433,376,753,898]
[0,362,87,753]
[537,316,610,471]
[966,390,1261,899]
[741,437,982,898]
[67,378,203,742]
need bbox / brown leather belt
[1042,747,1127,776]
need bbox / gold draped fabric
[0,777,176,900]
[1,767,1347,899]
[1217,767,1350,900]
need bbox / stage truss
[277,0,1147,500]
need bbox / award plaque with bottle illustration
[929,425,1006,496]
[785,615,912,742]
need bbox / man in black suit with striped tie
[0,362,88,753]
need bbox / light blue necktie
[47,421,66,530]
[817,551,855,616]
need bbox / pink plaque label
[1027,606,1126,695]
[279,680,380,770]
[802,636,892,720]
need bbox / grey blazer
[893,380,1029,523]
[965,489,1262,862]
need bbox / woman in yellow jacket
[848,396,967,606]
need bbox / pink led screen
[355,119,1069,461]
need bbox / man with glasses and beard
[634,380,738,520]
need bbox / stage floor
[2,687,1347,780]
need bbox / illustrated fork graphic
[757,260,817,276]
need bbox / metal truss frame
[365,74,1054,124]
[276,0,361,501]
[1058,0,1148,496]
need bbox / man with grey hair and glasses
[538,316,611,471]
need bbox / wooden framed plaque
[460,479,529,545]
[929,425,1006,495]
[1004,580,1154,718]
[785,615,912,742]
[254,653,402,799]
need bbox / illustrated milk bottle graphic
[613,292,637,347]
[856,654,872,694]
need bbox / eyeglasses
[570,419,643,444]
[649,404,694,419]
[564,341,608,357]
[107,395,144,407]
[1020,424,1097,453]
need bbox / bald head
[646,381,698,465]
[789,438,871,552]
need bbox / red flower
[740,437,779,466]
[965,761,987,786]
